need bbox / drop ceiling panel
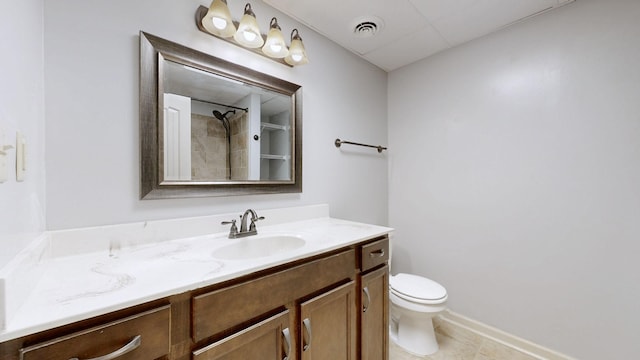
[363,25,450,72]
[410,0,560,46]
[263,0,429,55]
[261,0,575,71]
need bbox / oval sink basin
[212,234,306,260]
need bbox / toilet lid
[390,273,447,301]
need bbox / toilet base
[390,315,439,356]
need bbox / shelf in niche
[261,122,290,132]
[261,154,291,161]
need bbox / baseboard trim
[439,311,576,360]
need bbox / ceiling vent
[351,16,384,38]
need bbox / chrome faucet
[221,209,265,238]
[240,209,264,234]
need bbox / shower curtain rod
[191,98,249,112]
[334,138,387,153]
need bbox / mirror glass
[140,32,302,199]
[162,59,292,182]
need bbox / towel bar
[335,138,387,153]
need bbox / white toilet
[389,272,448,355]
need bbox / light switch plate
[0,127,10,183]
[0,152,7,183]
[16,132,26,182]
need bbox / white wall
[0,0,46,268]
[388,0,640,358]
[43,0,388,230]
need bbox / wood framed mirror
[140,32,302,199]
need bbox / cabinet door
[361,266,389,360]
[300,281,356,360]
[192,310,293,360]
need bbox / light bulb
[212,17,227,30]
[243,31,257,42]
[270,43,282,52]
[291,54,302,62]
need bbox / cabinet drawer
[19,305,170,360]
[193,249,355,343]
[360,237,389,272]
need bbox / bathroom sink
[211,234,306,260]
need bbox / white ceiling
[262,0,575,71]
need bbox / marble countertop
[0,215,391,342]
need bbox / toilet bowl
[389,273,447,356]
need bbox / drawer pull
[369,249,385,258]
[363,286,371,313]
[282,327,291,360]
[302,318,312,351]
[69,335,141,360]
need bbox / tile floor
[390,316,540,360]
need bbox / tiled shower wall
[229,112,248,180]
[190,112,249,181]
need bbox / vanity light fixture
[196,2,309,67]
[284,29,309,66]
[201,0,236,38]
[262,17,288,58]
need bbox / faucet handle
[249,216,265,231]
[221,219,238,238]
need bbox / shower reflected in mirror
[212,110,234,179]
